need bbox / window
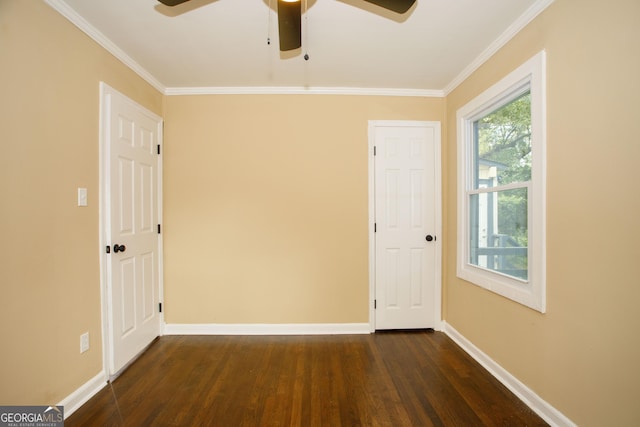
[457,51,546,312]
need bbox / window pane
[469,188,528,280]
[473,92,531,188]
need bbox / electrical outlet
[80,332,90,353]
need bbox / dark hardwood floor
[66,331,547,426]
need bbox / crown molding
[43,0,166,94]
[443,0,555,96]
[43,0,441,98]
[45,0,553,99]
[164,86,445,97]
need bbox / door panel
[119,257,136,335]
[103,85,161,375]
[374,123,439,330]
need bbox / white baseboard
[163,322,371,336]
[58,371,107,419]
[442,322,575,427]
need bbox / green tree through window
[477,92,531,186]
[473,92,531,278]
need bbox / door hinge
[106,245,111,254]
[159,303,162,313]
[157,144,161,155]
[373,146,377,156]
[374,223,377,233]
[157,224,161,234]
[374,299,377,309]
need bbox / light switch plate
[77,188,87,207]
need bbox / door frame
[368,120,443,332]
[98,82,164,378]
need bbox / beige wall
[0,1,162,404]
[164,95,443,323]
[444,0,640,425]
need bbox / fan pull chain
[267,0,272,45]
[303,0,309,60]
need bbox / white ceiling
[47,0,551,94]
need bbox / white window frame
[456,51,546,313]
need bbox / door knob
[113,244,126,253]
[425,235,435,242]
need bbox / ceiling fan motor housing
[157,0,416,53]
[277,0,302,51]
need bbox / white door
[101,84,162,375]
[373,121,441,330]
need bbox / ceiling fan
[157,0,417,51]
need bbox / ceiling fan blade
[277,0,302,51]
[361,0,416,13]
[157,0,191,6]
